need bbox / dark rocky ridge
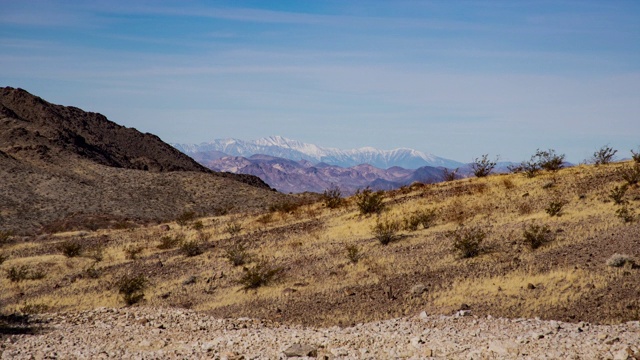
[0,87,282,234]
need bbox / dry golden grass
[1,161,639,325]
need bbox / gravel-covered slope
[2,307,639,359]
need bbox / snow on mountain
[172,136,462,169]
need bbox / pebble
[1,307,639,359]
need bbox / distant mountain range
[172,137,471,193]
[172,136,463,169]
[195,154,448,194]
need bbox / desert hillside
[1,159,638,326]
[0,87,285,235]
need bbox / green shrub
[471,154,497,177]
[616,206,635,223]
[372,218,401,245]
[606,253,636,268]
[522,223,554,250]
[224,242,252,266]
[117,274,147,305]
[157,234,183,249]
[403,209,437,231]
[176,211,197,226]
[345,244,363,264]
[355,187,385,215]
[545,200,564,217]
[238,260,283,291]
[180,240,203,257]
[58,240,83,258]
[322,185,344,209]
[592,145,617,165]
[447,225,486,258]
[609,184,628,205]
[619,164,640,186]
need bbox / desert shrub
[632,149,640,163]
[224,242,252,266]
[0,253,8,265]
[355,187,385,215]
[58,240,83,258]
[606,253,636,268]
[609,184,628,205]
[269,200,302,214]
[6,265,29,282]
[403,209,437,231]
[545,200,564,217]
[443,168,459,181]
[0,230,13,246]
[323,185,344,209]
[592,145,617,165]
[238,260,283,291]
[471,154,497,177]
[117,273,147,305]
[510,160,540,178]
[6,265,45,282]
[85,263,101,279]
[522,223,554,250]
[345,244,363,264]
[448,225,486,258]
[19,303,49,315]
[502,178,515,189]
[619,164,640,186]
[175,211,197,226]
[225,221,243,236]
[192,221,204,231]
[157,234,183,249]
[87,245,104,262]
[256,213,274,225]
[124,245,144,260]
[372,218,401,245]
[616,206,635,223]
[534,149,565,172]
[180,240,203,257]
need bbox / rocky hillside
[0,87,283,234]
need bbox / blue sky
[2,1,639,163]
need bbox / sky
[2,0,639,163]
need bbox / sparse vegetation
[176,210,197,227]
[534,149,565,172]
[354,187,385,215]
[224,242,252,266]
[59,240,83,258]
[372,218,401,245]
[619,164,640,186]
[19,303,49,315]
[238,260,283,291]
[443,168,459,181]
[606,253,636,268]
[124,245,144,260]
[448,225,486,258]
[522,223,554,250]
[402,209,437,231]
[615,206,635,223]
[471,154,497,177]
[192,220,204,231]
[180,240,203,257]
[609,184,628,205]
[225,221,243,236]
[6,265,45,282]
[345,244,363,264]
[157,234,183,249]
[0,253,8,265]
[592,145,617,165]
[0,230,13,246]
[117,273,148,305]
[545,200,564,217]
[322,185,344,209]
[632,148,640,163]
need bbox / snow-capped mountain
[172,136,462,169]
